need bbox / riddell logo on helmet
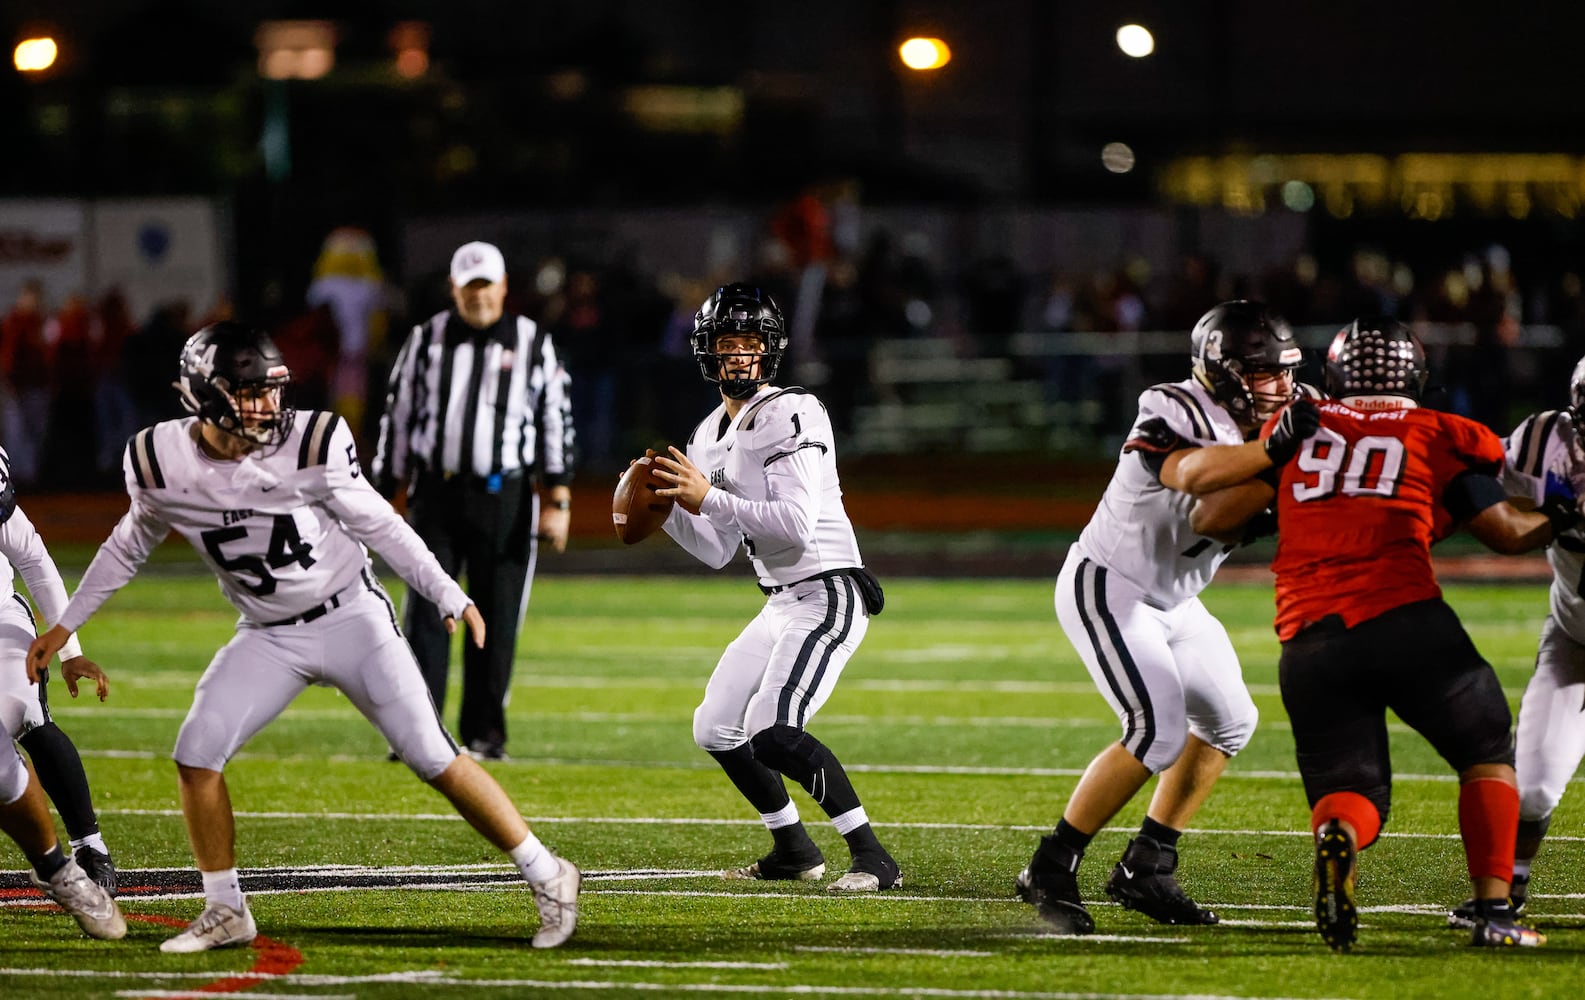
[267,365,289,379]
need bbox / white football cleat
[529,856,581,949]
[160,901,258,953]
[31,860,126,940]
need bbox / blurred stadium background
[5,0,1585,562]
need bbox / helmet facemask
[710,332,771,400]
[1568,354,1585,422]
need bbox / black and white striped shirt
[372,311,574,492]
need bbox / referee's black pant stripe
[794,575,857,728]
[1074,560,1155,760]
[776,577,846,726]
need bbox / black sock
[18,723,99,842]
[841,823,884,858]
[1139,816,1182,849]
[31,844,68,883]
[708,745,792,815]
[769,821,820,856]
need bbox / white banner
[0,200,88,309]
[91,198,226,325]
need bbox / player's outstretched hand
[446,604,487,649]
[1264,398,1321,466]
[60,655,110,702]
[25,625,71,685]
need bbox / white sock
[831,806,869,836]
[510,833,561,883]
[69,833,108,855]
[201,868,247,912]
[762,801,800,830]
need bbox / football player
[26,321,581,952]
[649,283,901,892]
[1446,352,1585,930]
[1015,301,1320,934]
[0,444,119,894]
[0,446,125,940]
[1193,317,1566,951]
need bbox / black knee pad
[749,725,823,785]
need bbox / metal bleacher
[833,324,1568,457]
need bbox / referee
[373,241,575,760]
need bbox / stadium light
[255,20,336,81]
[14,36,58,73]
[1102,142,1136,174]
[1116,24,1155,58]
[899,37,951,71]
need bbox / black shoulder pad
[129,427,167,489]
[296,411,342,469]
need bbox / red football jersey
[1268,400,1505,641]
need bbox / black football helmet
[1323,317,1428,403]
[691,283,789,399]
[174,321,294,448]
[1189,301,1304,428]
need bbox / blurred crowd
[7,203,1585,490]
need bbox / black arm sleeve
[1443,470,1508,522]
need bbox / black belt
[759,568,859,596]
[264,587,350,627]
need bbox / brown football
[612,450,676,544]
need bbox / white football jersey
[663,386,863,588]
[1503,410,1585,643]
[1073,378,1248,608]
[0,446,83,659]
[60,411,469,631]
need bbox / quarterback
[651,284,900,892]
[27,322,580,952]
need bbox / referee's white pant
[1055,549,1256,774]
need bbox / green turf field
[2,572,1582,999]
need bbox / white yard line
[77,807,1585,843]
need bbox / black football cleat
[1015,865,1095,935]
[1469,900,1545,948]
[1449,872,1528,930]
[724,845,827,881]
[72,846,118,897]
[1313,821,1358,953]
[1104,835,1218,925]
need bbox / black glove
[1263,399,1321,467]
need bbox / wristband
[550,499,571,511]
